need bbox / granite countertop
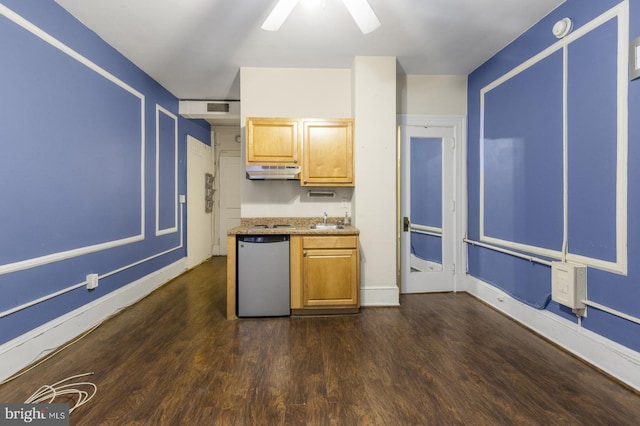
[227,217,359,236]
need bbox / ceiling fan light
[262,0,301,31]
[341,0,381,34]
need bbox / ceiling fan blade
[341,0,381,34]
[262,0,301,31]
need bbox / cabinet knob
[294,158,298,163]
[303,250,307,256]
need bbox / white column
[352,56,399,306]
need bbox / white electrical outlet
[86,273,99,290]
[341,198,347,208]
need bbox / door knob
[403,217,410,232]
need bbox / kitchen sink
[309,223,344,230]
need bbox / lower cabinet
[290,235,360,314]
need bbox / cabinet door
[301,119,354,186]
[246,117,299,165]
[303,248,358,307]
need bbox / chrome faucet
[323,212,328,224]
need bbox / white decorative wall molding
[478,1,628,275]
[0,4,146,276]
[155,104,179,236]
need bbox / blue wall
[468,0,640,351]
[0,1,210,344]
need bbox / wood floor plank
[1,256,639,425]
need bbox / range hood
[246,165,301,180]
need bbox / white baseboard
[464,274,640,391]
[0,258,187,383]
[361,285,400,307]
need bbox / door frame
[396,115,468,294]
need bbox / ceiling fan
[262,0,381,34]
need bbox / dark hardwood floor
[1,256,640,425]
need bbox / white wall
[239,62,399,306]
[352,57,399,306]
[238,64,466,307]
[397,75,467,115]
[240,67,354,218]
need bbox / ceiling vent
[179,100,240,121]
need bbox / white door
[219,154,241,255]
[400,126,455,293]
[187,135,214,269]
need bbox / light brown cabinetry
[245,117,354,186]
[246,117,299,165]
[290,235,360,314]
[301,119,354,186]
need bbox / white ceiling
[54,0,565,101]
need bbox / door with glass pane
[400,126,454,293]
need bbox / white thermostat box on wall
[551,262,587,310]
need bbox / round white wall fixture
[553,17,573,39]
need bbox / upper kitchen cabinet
[301,119,354,187]
[246,117,354,186]
[246,117,300,165]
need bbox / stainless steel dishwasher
[237,234,290,317]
